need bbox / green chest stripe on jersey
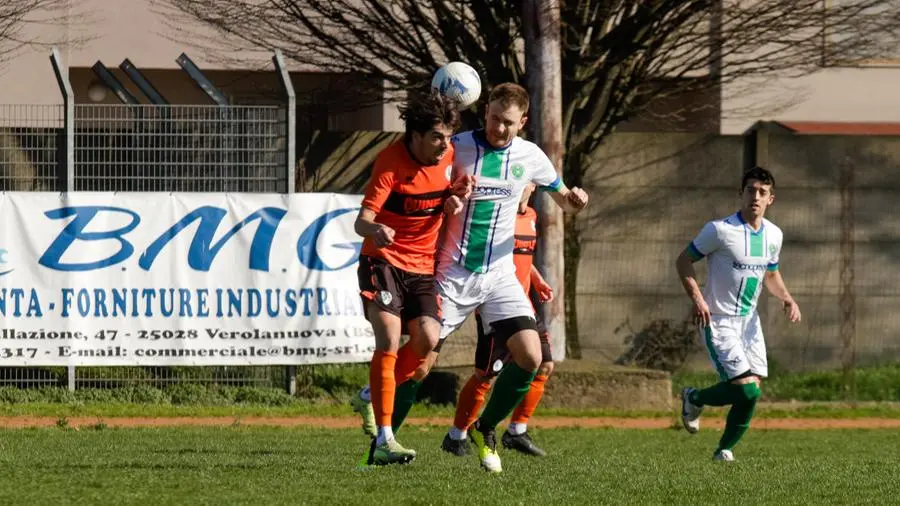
[464,150,504,273]
[738,276,760,316]
[749,231,764,257]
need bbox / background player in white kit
[435,83,588,473]
[676,166,802,462]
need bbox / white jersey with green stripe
[688,212,782,317]
[438,130,562,275]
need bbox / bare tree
[155,0,900,352]
[0,0,78,66]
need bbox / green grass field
[0,425,897,505]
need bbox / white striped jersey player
[436,130,561,339]
[687,212,783,379]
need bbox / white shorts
[436,262,535,340]
[701,312,767,381]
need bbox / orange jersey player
[350,90,472,467]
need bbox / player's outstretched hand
[451,174,475,199]
[692,297,711,328]
[566,187,589,213]
[374,224,395,248]
[444,195,464,216]
[783,299,802,323]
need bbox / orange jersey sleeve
[361,154,396,214]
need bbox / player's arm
[676,223,718,327]
[530,265,553,302]
[675,249,705,302]
[530,148,588,215]
[354,208,394,247]
[547,183,588,215]
[764,268,801,323]
[355,158,396,247]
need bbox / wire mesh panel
[73,366,284,390]
[0,104,63,191]
[74,105,286,192]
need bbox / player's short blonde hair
[488,83,529,115]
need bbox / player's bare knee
[509,337,541,371]
[368,307,402,351]
[408,316,441,355]
[538,361,554,377]
[511,345,541,372]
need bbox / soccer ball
[431,61,482,110]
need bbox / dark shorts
[473,312,551,378]
[357,255,441,327]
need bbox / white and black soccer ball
[431,61,482,110]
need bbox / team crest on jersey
[769,244,777,255]
[511,163,525,179]
[492,359,504,373]
[445,164,452,181]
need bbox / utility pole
[523,0,566,360]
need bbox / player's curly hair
[399,89,461,140]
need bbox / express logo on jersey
[470,178,513,201]
[732,261,767,272]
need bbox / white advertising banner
[0,192,376,365]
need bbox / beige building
[3,1,900,135]
[1,0,397,131]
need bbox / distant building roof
[745,120,900,136]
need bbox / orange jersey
[360,140,454,274]
[513,206,538,293]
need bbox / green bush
[229,387,294,406]
[167,383,230,406]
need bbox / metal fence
[74,105,286,192]
[0,49,300,392]
[0,104,64,192]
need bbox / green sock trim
[478,363,536,429]
[717,383,761,451]
[391,380,422,432]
